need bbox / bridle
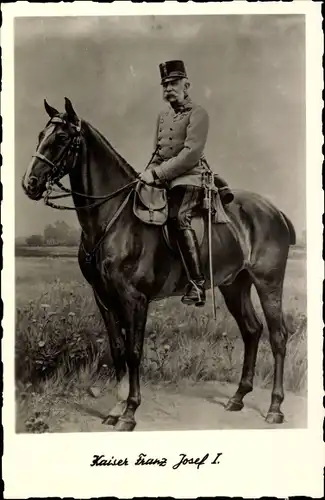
[27,116,137,212]
[33,116,82,189]
[24,115,150,264]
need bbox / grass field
[15,245,307,432]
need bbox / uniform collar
[170,96,193,114]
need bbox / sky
[14,15,305,237]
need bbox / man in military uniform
[139,60,211,306]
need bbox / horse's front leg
[114,288,148,432]
[92,292,129,426]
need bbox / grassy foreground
[15,248,307,432]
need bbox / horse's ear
[64,97,78,124]
[44,99,59,118]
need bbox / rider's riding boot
[176,229,206,307]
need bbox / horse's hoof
[114,418,136,432]
[225,398,244,412]
[102,415,119,426]
[181,297,195,306]
[265,411,284,424]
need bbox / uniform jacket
[147,97,210,189]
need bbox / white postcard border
[2,2,323,499]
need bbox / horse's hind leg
[253,274,288,424]
[219,270,263,411]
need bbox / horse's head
[22,98,82,200]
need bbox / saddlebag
[133,181,168,226]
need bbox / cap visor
[161,76,185,84]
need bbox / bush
[15,286,307,396]
[15,284,111,384]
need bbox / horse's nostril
[28,177,37,187]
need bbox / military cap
[159,60,187,84]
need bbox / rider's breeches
[168,185,203,230]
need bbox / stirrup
[181,280,206,307]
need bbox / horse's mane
[81,118,138,180]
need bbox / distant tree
[65,226,80,246]
[26,234,44,246]
[43,224,55,244]
[43,220,79,246]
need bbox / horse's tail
[280,211,296,246]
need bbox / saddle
[133,181,168,226]
[133,180,231,252]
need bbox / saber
[208,180,217,322]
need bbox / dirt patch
[19,380,307,434]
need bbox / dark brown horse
[22,98,296,431]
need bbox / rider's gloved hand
[138,170,155,185]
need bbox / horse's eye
[56,133,68,142]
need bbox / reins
[42,135,159,212]
[43,174,138,264]
[44,179,138,211]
